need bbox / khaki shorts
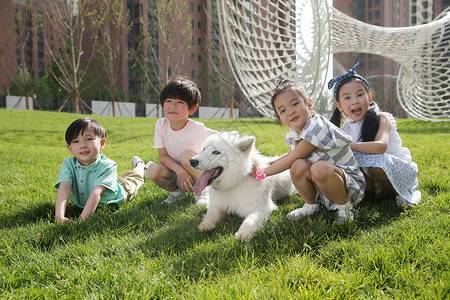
[117,170,145,201]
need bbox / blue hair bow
[328,62,369,99]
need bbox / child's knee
[180,150,198,169]
[290,159,310,179]
[147,163,167,181]
[371,167,386,178]
[310,161,333,181]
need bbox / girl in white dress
[329,63,421,207]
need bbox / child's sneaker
[287,203,319,220]
[131,156,144,168]
[395,194,418,208]
[335,203,354,224]
[194,187,209,206]
[162,188,185,204]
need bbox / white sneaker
[131,156,144,168]
[395,195,418,208]
[335,203,354,224]
[194,187,209,206]
[162,188,185,204]
[287,203,320,220]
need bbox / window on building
[374,61,380,70]
[198,55,202,62]
[191,70,195,79]
[190,2,194,11]
[374,0,380,7]
[374,10,380,19]
[191,53,195,62]
[134,23,143,35]
[198,21,201,28]
[134,4,143,18]
[198,38,202,45]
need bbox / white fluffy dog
[190,131,296,242]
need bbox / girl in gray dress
[255,79,365,223]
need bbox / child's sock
[287,203,319,220]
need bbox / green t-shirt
[55,154,125,208]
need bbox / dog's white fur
[190,131,296,242]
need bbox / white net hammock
[218,0,450,121]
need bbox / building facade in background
[0,0,229,111]
[2,0,450,116]
[333,0,450,117]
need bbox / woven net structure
[218,0,450,121]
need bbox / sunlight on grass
[0,109,449,298]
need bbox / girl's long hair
[360,102,380,142]
[331,78,381,142]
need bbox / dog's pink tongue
[194,169,216,197]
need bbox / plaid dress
[285,114,365,209]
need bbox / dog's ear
[237,136,256,154]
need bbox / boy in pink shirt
[146,76,217,205]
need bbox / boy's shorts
[117,170,145,201]
[169,171,194,192]
[169,171,179,187]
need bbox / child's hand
[249,165,257,178]
[56,216,69,224]
[177,170,194,192]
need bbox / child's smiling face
[67,127,105,166]
[162,98,198,130]
[336,80,372,123]
[274,90,313,133]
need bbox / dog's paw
[198,221,215,232]
[234,230,253,242]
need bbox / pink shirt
[153,118,218,164]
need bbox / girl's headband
[327,62,370,100]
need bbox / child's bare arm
[265,140,316,176]
[79,185,106,221]
[55,181,72,224]
[158,148,193,192]
[350,114,391,154]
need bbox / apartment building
[0,0,226,108]
[333,0,450,117]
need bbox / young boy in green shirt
[55,117,145,223]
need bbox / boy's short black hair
[159,76,201,109]
[65,117,107,145]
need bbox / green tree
[130,0,192,114]
[0,1,40,109]
[43,0,98,114]
[88,0,130,116]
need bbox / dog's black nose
[190,158,198,168]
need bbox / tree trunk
[74,92,79,114]
[25,92,30,110]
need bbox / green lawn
[0,109,449,299]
